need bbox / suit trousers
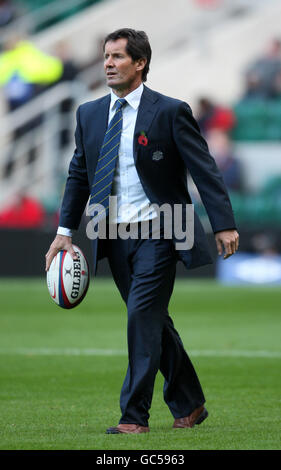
[106,224,205,427]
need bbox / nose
[104,55,114,68]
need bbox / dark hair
[103,28,151,82]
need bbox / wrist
[57,226,73,237]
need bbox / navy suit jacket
[59,85,236,271]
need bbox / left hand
[215,230,239,259]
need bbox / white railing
[0,79,90,211]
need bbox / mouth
[106,71,117,78]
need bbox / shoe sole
[106,426,150,434]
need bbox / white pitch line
[0,348,280,358]
[189,350,281,358]
[0,348,127,356]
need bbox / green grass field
[0,278,280,450]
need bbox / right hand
[45,234,78,271]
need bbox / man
[45,28,239,434]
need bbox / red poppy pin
[138,131,148,146]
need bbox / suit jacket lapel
[91,87,159,163]
[94,94,111,157]
[134,86,159,163]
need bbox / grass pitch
[0,277,280,450]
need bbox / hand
[215,229,239,260]
[45,234,78,271]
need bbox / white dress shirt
[57,83,156,237]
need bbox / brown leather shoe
[106,423,150,434]
[173,405,208,429]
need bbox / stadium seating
[15,0,102,32]
[232,100,281,141]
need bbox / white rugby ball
[47,245,89,309]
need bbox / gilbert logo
[71,252,81,299]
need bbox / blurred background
[1,0,281,284]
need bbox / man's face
[103,38,145,92]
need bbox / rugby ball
[47,245,89,309]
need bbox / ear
[135,57,147,72]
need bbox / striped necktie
[89,98,127,220]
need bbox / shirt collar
[110,83,144,111]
